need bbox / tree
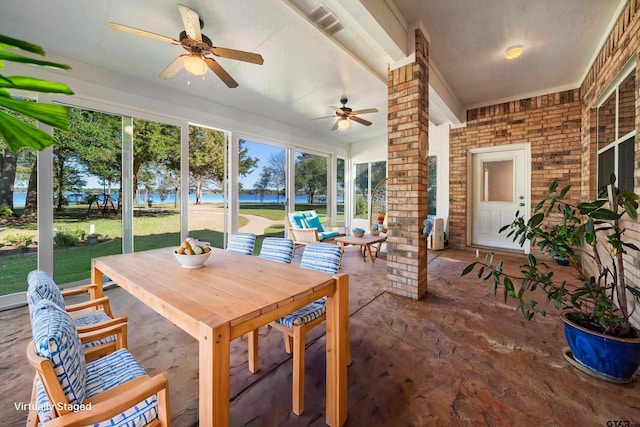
[188,129,257,204]
[54,107,121,210]
[295,153,327,204]
[255,167,273,203]
[267,151,286,202]
[131,119,180,204]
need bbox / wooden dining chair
[258,237,295,263]
[246,238,296,372]
[27,270,128,358]
[252,242,350,416]
[26,299,170,427]
[226,232,256,255]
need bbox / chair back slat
[259,237,294,263]
[227,233,256,255]
[300,242,342,274]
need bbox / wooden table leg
[90,260,104,298]
[365,244,376,266]
[326,274,349,426]
[199,319,231,426]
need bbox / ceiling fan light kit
[337,118,350,130]
[183,54,207,76]
[312,97,378,131]
[107,4,264,88]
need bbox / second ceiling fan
[313,97,378,130]
[108,4,263,88]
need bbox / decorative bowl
[352,228,365,237]
[174,250,211,269]
[370,230,380,236]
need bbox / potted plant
[461,177,640,383]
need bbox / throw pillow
[304,215,324,232]
[291,213,306,229]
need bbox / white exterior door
[471,146,529,250]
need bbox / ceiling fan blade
[204,57,238,88]
[311,115,336,121]
[159,56,185,80]
[178,4,202,41]
[107,22,179,45]
[209,47,264,65]
[350,115,373,126]
[350,108,378,115]
[331,119,340,130]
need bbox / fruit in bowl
[174,239,211,268]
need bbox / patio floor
[1,247,639,426]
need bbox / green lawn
[1,204,282,295]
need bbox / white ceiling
[0,0,625,146]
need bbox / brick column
[386,29,429,299]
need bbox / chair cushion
[31,299,86,405]
[27,270,66,316]
[304,215,324,232]
[227,233,256,255]
[259,238,294,264]
[74,310,117,348]
[318,231,339,241]
[34,349,159,427]
[300,243,342,274]
[277,298,326,329]
[423,216,434,236]
[290,213,307,229]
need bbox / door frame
[466,143,531,252]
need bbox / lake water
[12,192,341,208]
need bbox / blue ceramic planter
[562,312,640,382]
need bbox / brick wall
[448,90,582,250]
[579,0,640,317]
[386,29,429,299]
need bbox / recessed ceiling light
[505,45,523,60]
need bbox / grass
[0,203,289,295]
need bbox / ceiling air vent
[308,4,344,36]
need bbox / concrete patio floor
[1,247,639,426]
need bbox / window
[354,161,386,220]
[596,70,636,191]
[427,155,437,216]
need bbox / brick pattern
[579,0,640,316]
[449,0,640,321]
[449,90,582,251]
[386,29,429,299]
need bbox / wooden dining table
[91,247,349,426]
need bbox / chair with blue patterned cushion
[226,232,256,255]
[246,237,296,372]
[27,270,127,359]
[266,242,350,415]
[26,299,169,427]
[259,237,295,263]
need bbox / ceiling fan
[107,4,263,88]
[312,97,378,130]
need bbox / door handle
[519,203,525,206]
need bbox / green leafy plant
[4,233,35,247]
[53,227,81,247]
[0,205,13,217]
[0,34,73,152]
[461,176,640,338]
